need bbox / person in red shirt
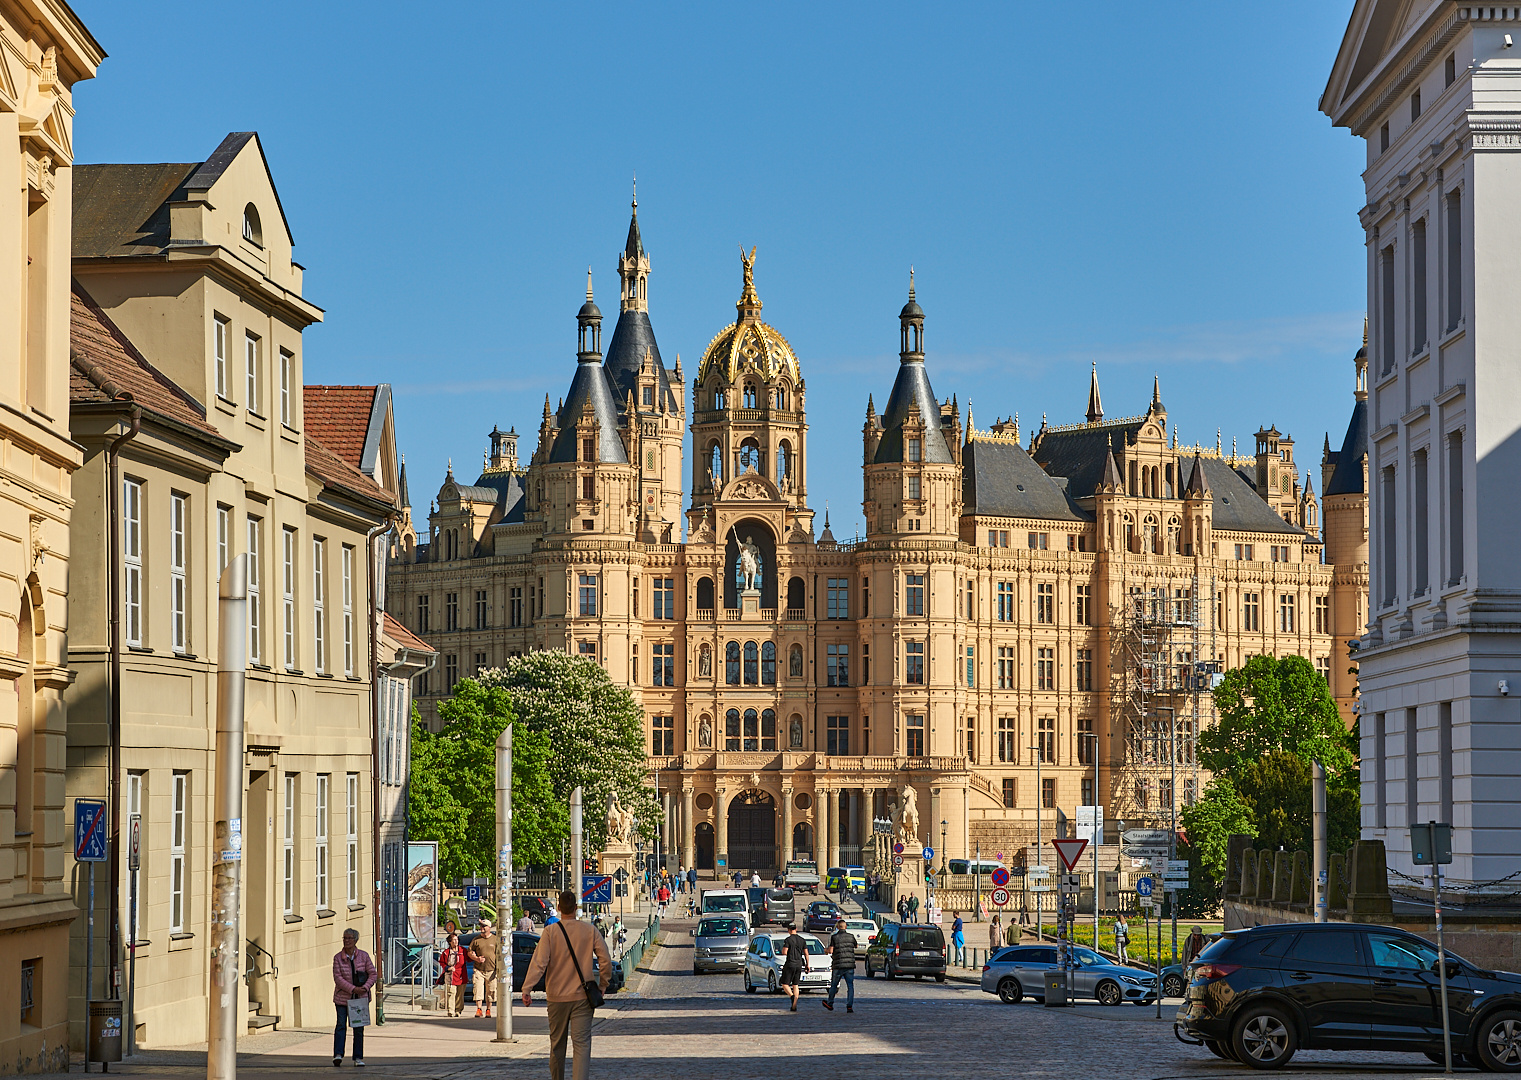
[437,932,468,1016]
[657,883,670,915]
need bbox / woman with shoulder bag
[437,932,468,1017]
[332,928,377,1067]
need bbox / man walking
[821,917,856,1013]
[907,893,920,923]
[687,866,697,894]
[469,920,499,1018]
[951,912,965,966]
[896,896,909,923]
[778,922,808,1012]
[522,890,612,1080]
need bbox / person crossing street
[778,922,808,1012]
[821,918,856,1013]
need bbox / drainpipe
[365,516,395,1008]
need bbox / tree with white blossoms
[478,650,661,854]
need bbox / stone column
[682,786,696,872]
[782,786,795,867]
[715,788,729,874]
[827,789,842,872]
[664,791,675,869]
[815,785,829,867]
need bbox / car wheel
[1476,1011,1521,1072]
[693,966,700,975]
[1164,973,1187,998]
[886,964,897,980]
[1095,980,1122,1007]
[1232,1006,1297,1069]
[767,972,778,994]
[744,970,755,994]
[864,961,874,979]
[935,974,946,983]
[997,979,1023,1005]
[1204,1039,1232,1060]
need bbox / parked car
[746,887,769,921]
[864,923,947,982]
[824,867,849,892]
[743,932,830,994]
[980,943,1157,1005]
[947,858,1006,878]
[701,889,750,917]
[509,931,547,993]
[1175,922,1521,1070]
[841,918,878,952]
[785,860,820,895]
[692,916,750,974]
[516,895,551,924]
[824,866,866,892]
[803,900,843,933]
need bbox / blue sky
[72,2,1365,538]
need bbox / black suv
[1174,922,1521,1070]
[864,923,947,982]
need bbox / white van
[701,889,750,917]
[947,858,1006,877]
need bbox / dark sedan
[1175,922,1521,1070]
[803,901,843,933]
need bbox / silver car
[979,944,1158,1006]
[692,916,750,974]
[743,932,830,994]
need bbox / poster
[406,841,438,945]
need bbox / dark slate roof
[73,162,197,257]
[874,358,953,464]
[468,471,528,525]
[603,309,677,412]
[962,438,1091,522]
[1325,398,1368,496]
[1032,421,1144,499]
[550,359,629,464]
[1181,456,1303,535]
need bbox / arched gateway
[726,789,777,872]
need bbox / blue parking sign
[75,799,108,862]
[463,885,481,903]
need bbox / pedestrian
[656,881,670,916]
[521,890,612,1080]
[778,921,808,1012]
[907,893,920,922]
[751,869,761,888]
[951,912,965,966]
[822,918,856,1013]
[469,920,499,1019]
[1114,915,1130,963]
[896,896,909,923]
[687,866,697,893]
[1184,925,1206,966]
[517,910,535,933]
[331,927,376,1068]
[989,914,1002,953]
[437,932,468,1017]
[675,865,685,894]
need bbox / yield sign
[1051,838,1089,871]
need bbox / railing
[693,608,716,621]
[783,608,807,621]
[616,915,660,990]
[245,939,278,985]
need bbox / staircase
[245,940,281,1033]
[246,999,280,1033]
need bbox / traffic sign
[128,814,141,872]
[990,867,1011,888]
[922,846,934,862]
[1060,874,1080,887]
[1027,865,1050,878]
[990,887,1011,907]
[1136,876,1155,898]
[893,842,904,855]
[74,799,108,862]
[463,884,482,903]
[892,854,905,868]
[1029,884,1053,893]
[581,874,612,904]
[1167,859,1189,873]
[1123,828,1171,847]
[1051,838,1088,871]
[613,867,629,884]
[1125,847,1170,861]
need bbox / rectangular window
[905,641,924,685]
[315,774,330,911]
[1242,592,1260,632]
[445,591,458,632]
[475,589,488,630]
[1075,648,1093,692]
[509,586,523,627]
[1446,190,1462,332]
[861,643,870,685]
[474,651,487,676]
[653,577,675,619]
[280,350,294,425]
[1235,543,1254,561]
[1081,777,1094,806]
[862,577,870,617]
[966,715,975,761]
[247,518,262,664]
[907,437,921,463]
[652,642,674,687]
[282,527,297,669]
[214,315,229,398]
[1316,655,1331,682]
[651,715,674,756]
[1380,121,1390,154]
[1041,777,1056,809]
[1001,778,1015,808]
[170,493,188,654]
[1028,532,1048,550]
[245,332,261,413]
[1078,716,1094,765]
[826,578,850,619]
[1413,217,1428,348]
[1038,715,1055,764]
[170,771,187,932]
[1382,465,1398,604]
[346,773,359,906]
[578,574,598,616]
[997,646,1014,689]
[965,645,975,687]
[124,478,143,647]
[1446,52,1457,86]
[996,581,1014,622]
[997,716,1015,763]
[1075,585,1091,626]
[905,714,925,758]
[907,475,921,501]
[1036,582,1054,624]
[1278,593,1295,633]
[217,505,230,573]
[342,546,355,676]
[1411,88,1421,122]
[577,641,596,665]
[1315,595,1330,635]
[1380,244,1396,373]
[1414,448,1429,595]
[416,593,430,633]
[127,771,144,942]
[826,715,850,755]
[1449,431,1464,584]
[965,580,974,619]
[1036,647,1054,691]
[905,574,924,616]
[312,538,327,674]
[827,642,850,687]
[445,653,459,687]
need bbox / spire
[625,182,644,261]
[908,266,915,301]
[1086,361,1103,424]
[618,189,650,314]
[1362,314,1368,346]
[737,245,762,321]
[1151,373,1163,412]
[543,394,552,420]
[1101,448,1123,491]
[585,266,594,302]
[1183,452,1209,499]
[398,454,409,508]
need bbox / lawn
[1020,916,1224,969]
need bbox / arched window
[743,708,760,750]
[708,443,723,486]
[776,441,791,487]
[242,203,263,245]
[744,641,758,685]
[786,576,805,611]
[762,642,777,685]
[789,643,804,678]
[738,438,761,475]
[713,386,727,410]
[743,384,757,409]
[760,708,777,750]
[697,577,715,611]
[725,641,740,685]
[776,385,788,410]
[725,708,741,751]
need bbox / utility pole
[494,725,514,1043]
[1030,741,1043,941]
[571,787,583,912]
[208,555,247,1080]
[1312,761,1328,923]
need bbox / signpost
[582,874,613,906]
[75,799,108,1073]
[1050,838,1088,872]
[1413,822,1455,1076]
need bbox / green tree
[1236,750,1361,858]
[479,651,661,854]
[1202,654,1358,785]
[1180,777,1257,882]
[407,683,563,881]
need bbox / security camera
[1501,680,1510,696]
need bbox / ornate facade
[390,207,1369,874]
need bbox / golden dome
[696,247,801,386]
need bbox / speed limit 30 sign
[990,886,1011,907]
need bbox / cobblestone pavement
[43,896,1475,1078]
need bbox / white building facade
[1323,2,1521,881]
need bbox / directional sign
[1123,828,1171,847]
[74,799,108,862]
[1136,876,1155,898]
[990,887,1011,907]
[581,874,612,905]
[1027,865,1050,878]
[1028,884,1053,893]
[990,867,1011,888]
[1050,838,1088,871]
[922,846,934,862]
[892,842,904,856]
[1167,859,1189,873]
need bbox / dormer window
[242,203,263,246]
[908,437,922,463]
[642,386,654,407]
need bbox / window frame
[282,527,297,670]
[312,537,327,674]
[245,331,261,414]
[346,773,359,906]
[247,517,262,664]
[124,478,143,648]
[170,492,188,654]
[170,771,188,933]
[315,774,330,911]
[214,314,230,399]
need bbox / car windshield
[698,918,747,937]
[768,889,793,901]
[781,937,826,955]
[901,928,943,949]
[747,888,767,903]
[705,896,746,911]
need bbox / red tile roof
[304,385,377,470]
[382,612,436,655]
[69,282,234,447]
[305,434,393,509]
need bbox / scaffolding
[1112,570,1219,830]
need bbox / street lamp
[1029,739,1044,943]
[939,820,948,875]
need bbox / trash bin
[89,999,123,1063]
[1043,971,1068,1007]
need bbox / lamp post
[1081,729,1100,948]
[939,820,948,876]
[1029,740,1043,942]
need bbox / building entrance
[726,790,777,871]
[695,823,714,870]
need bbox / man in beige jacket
[522,890,611,1080]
